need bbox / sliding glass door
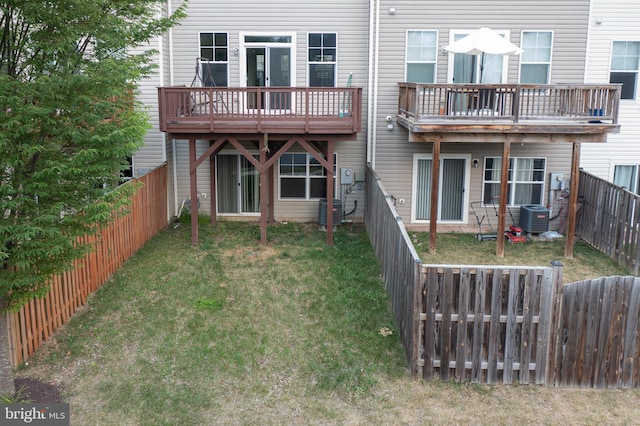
[217,154,260,214]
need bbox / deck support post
[429,140,441,252]
[326,140,335,246]
[189,138,199,245]
[268,151,275,224]
[564,142,581,258]
[209,142,217,225]
[260,134,269,244]
[496,142,511,258]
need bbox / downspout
[583,0,595,83]
[372,0,381,169]
[158,28,171,220]
[158,33,166,166]
[168,0,179,216]
[367,0,381,169]
[366,0,375,164]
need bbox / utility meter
[341,168,354,185]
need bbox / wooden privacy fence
[7,164,168,367]
[553,276,640,388]
[365,165,640,387]
[576,170,640,275]
[364,165,421,374]
[419,263,564,385]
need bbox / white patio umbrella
[444,27,523,83]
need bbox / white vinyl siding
[581,0,640,186]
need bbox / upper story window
[610,41,640,100]
[483,157,546,206]
[520,31,552,84]
[199,32,229,86]
[308,33,337,87]
[406,30,437,83]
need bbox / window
[279,153,336,199]
[406,30,437,83]
[610,41,640,100]
[482,157,546,205]
[520,31,552,84]
[614,165,639,193]
[120,157,133,182]
[308,33,337,87]
[199,32,229,86]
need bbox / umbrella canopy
[444,27,523,56]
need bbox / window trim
[405,29,438,84]
[307,32,338,87]
[481,156,547,206]
[278,152,337,200]
[519,30,553,84]
[198,31,229,87]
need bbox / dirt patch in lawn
[13,377,63,403]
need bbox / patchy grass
[17,222,640,425]
[410,232,630,283]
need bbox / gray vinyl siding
[373,0,590,226]
[164,0,370,221]
[133,39,166,177]
[581,0,640,183]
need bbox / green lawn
[16,222,640,425]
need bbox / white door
[449,31,509,84]
[241,34,294,111]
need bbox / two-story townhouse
[137,0,620,254]
[370,0,620,254]
[143,0,371,244]
[582,0,640,191]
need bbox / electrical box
[340,168,354,185]
[550,172,564,190]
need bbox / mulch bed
[13,377,63,403]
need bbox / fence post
[0,298,15,395]
[411,259,422,379]
[546,260,564,386]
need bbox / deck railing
[158,86,362,134]
[398,83,621,124]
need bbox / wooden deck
[158,86,362,138]
[397,83,621,142]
